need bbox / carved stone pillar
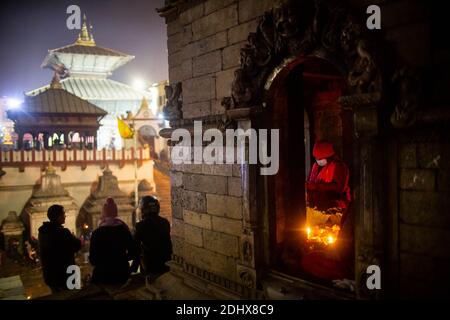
[340,92,384,300]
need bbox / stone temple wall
[165,0,274,292]
[162,0,450,298]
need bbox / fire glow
[305,224,340,246]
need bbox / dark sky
[0,0,168,98]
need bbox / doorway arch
[262,56,354,283]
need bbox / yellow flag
[117,117,134,139]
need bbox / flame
[306,227,311,239]
[83,224,89,229]
[304,224,340,247]
[327,235,335,244]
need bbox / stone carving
[222,0,383,109]
[348,40,382,94]
[242,240,253,264]
[390,68,421,128]
[239,269,256,289]
[163,82,183,121]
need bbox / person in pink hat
[89,197,139,285]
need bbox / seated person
[89,198,139,285]
[302,141,353,281]
[133,196,172,279]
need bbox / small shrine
[77,168,135,232]
[22,163,78,239]
[1,211,25,257]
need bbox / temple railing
[0,147,151,168]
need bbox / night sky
[0,0,168,99]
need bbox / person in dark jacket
[38,205,82,293]
[134,195,172,278]
[89,197,139,285]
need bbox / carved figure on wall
[163,82,183,120]
[390,68,421,128]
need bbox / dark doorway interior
[265,57,354,285]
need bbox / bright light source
[6,98,23,109]
[132,78,147,91]
[158,113,164,119]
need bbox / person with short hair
[38,204,82,293]
[133,196,172,279]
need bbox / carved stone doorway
[261,56,355,289]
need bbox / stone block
[179,3,204,25]
[169,66,183,84]
[202,164,233,176]
[232,164,242,177]
[193,50,222,77]
[212,216,242,236]
[183,209,212,229]
[172,218,185,238]
[172,235,185,256]
[204,229,239,257]
[400,191,450,228]
[207,194,242,219]
[400,169,435,191]
[183,101,211,119]
[182,190,207,213]
[438,170,450,191]
[192,5,238,41]
[205,0,237,15]
[170,172,183,188]
[167,32,183,53]
[399,143,417,168]
[228,19,259,44]
[181,32,228,60]
[227,177,242,197]
[167,20,182,36]
[417,143,450,169]
[216,68,236,99]
[171,186,183,207]
[238,0,273,23]
[181,59,193,80]
[184,223,203,247]
[183,243,237,281]
[211,99,226,115]
[184,174,228,195]
[183,75,216,103]
[168,51,183,67]
[400,224,450,259]
[223,42,245,69]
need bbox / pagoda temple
[8,75,107,150]
[26,15,152,149]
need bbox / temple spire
[50,73,62,89]
[140,97,150,110]
[75,14,96,46]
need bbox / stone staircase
[153,166,172,224]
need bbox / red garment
[301,251,352,280]
[306,159,351,211]
[313,141,335,159]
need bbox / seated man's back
[135,215,172,274]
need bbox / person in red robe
[302,141,353,281]
[306,141,351,221]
